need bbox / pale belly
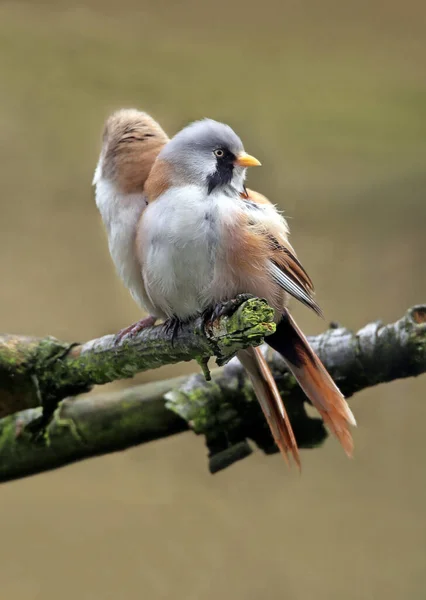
[139,187,234,320]
[138,186,287,320]
[95,181,158,315]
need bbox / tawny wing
[243,190,356,457]
[242,188,322,316]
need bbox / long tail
[237,346,300,468]
[267,310,356,457]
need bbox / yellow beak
[235,152,261,168]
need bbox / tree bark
[0,296,274,418]
[0,303,424,482]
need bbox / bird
[93,108,356,467]
[93,109,169,338]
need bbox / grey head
[159,119,261,194]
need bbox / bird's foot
[162,316,183,347]
[114,315,157,345]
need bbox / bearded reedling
[93,110,356,467]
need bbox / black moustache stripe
[207,149,236,194]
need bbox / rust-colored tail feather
[237,346,301,468]
[267,310,356,457]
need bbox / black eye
[214,149,224,158]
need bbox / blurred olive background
[0,1,425,598]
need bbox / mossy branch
[0,296,274,419]
[0,303,425,482]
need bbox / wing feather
[242,189,323,316]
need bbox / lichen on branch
[0,295,275,419]
[0,303,424,482]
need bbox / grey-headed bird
[93,109,356,467]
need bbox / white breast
[94,176,156,313]
[139,185,234,319]
[137,185,289,320]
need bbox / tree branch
[0,304,424,482]
[0,296,275,418]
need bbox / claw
[114,315,157,345]
[162,316,182,346]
